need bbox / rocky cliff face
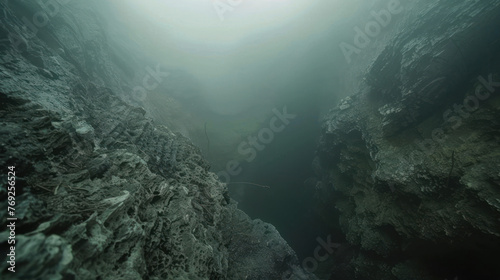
[0,1,314,279]
[316,1,500,279]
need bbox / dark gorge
[1,0,500,279]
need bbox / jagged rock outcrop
[0,1,314,279]
[316,1,500,279]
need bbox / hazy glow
[107,0,361,114]
[115,0,314,43]
[109,0,345,61]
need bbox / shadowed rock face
[316,1,500,279]
[2,0,500,279]
[0,1,315,279]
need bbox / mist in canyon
[3,0,499,279]
[99,0,378,257]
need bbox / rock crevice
[316,1,500,279]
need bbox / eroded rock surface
[0,1,314,279]
[316,1,500,279]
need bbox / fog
[105,0,368,113]
[99,0,382,257]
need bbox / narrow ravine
[1,0,500,279]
